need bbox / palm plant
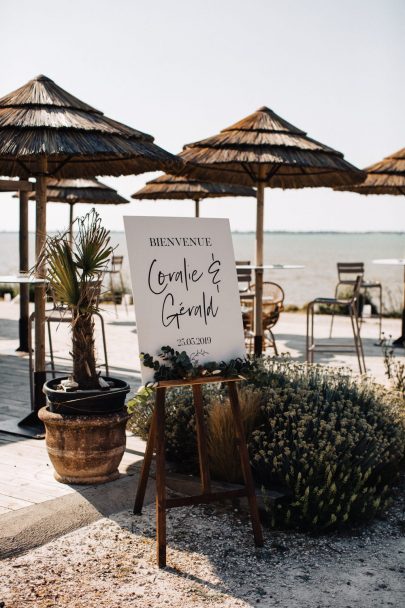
[38,209,114,390]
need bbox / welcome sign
[124,217,245,383]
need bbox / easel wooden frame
[133,376,264,568]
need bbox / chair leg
[306,303,315,364]
[306,305,311,363]
[109,273,117,318]
[46,318,56,378]
[355,308,366,374]
[120,271,128,314]
[266,328,278,355]
[227,382,264,547]
[94,312,109,377]
[28,312,34,411]
[378,284,383,341]
[329,283,341,338]
[350,304,366,374]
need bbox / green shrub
[249,360,404,530]
[128,358,405,530]
[0,284,17,299]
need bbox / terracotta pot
[38,407,131,484]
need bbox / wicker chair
[242,282,285,355]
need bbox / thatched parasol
[24,178,129,244]
[132,173,255,216]
[334,147,405,195]
[180,106,365,354]
[0,74,182,426]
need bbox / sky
[0,0,404,233]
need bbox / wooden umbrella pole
[34,157,48,411]
[195,198,200,218]
[254,167,265,356]
[69,203,74,248]
[16,186,30,352]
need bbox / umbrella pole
[254,172,265,356]
[69,203,74,247]
[16,186,30,352]
[33,159,48,412]
[195,198,200,218]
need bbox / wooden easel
[133,376,264,568]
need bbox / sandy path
[1,495,404,608]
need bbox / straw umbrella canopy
[132,173,256,217]
[24,178,129,244]
[0,74,182,417]
[334,147,405,195]
[180,106,365,354]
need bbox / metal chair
[242,282,285,355]
[236,260,253,294]
[103,255,128,316]
[329,262,383,340]
[307,275,366,374]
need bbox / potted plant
[37,209,130,484]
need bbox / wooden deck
[0,303,144,515]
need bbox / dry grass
[207,387,262,483]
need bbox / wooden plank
[158,376,240,388]
[0,179,34,192]
[0,493,34,510]
[0,481,66,503]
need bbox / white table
[373,259,405,346]
[236,264,305,270]
[0,274,45,284]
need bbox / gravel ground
[1,488,404,608]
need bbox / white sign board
[124,217,246,383]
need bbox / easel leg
[192,384,212,494]
[227,382,264,547]
[133,408,157,514]
[155,387,167,568]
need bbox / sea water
[1,232,404,309]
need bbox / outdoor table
[237,264,305,303]
[372,259,405,347]
[0,274,47,438]
[236,264,305,271]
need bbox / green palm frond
[74,210,114,279]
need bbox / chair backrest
[110,255,124,272]
[251,282,285,329]
[337,262,364,282]
[236,260,252,292]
